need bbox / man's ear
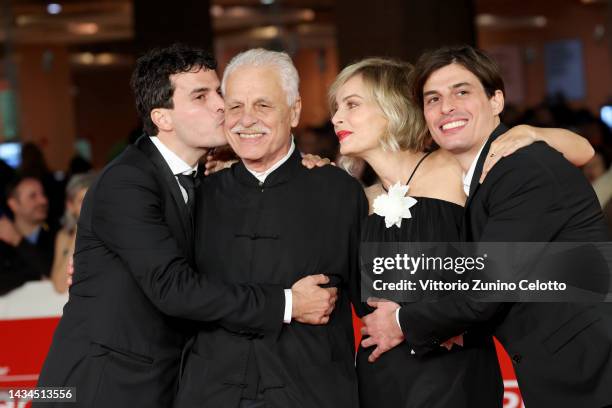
[7,197,17,213]
[151,108,173,132]
[290,96,302,128]
[490,90,504,116]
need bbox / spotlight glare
[47,3,62,15]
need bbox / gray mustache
[230,126,270,134]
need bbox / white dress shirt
[24,225,42,245]
[244,138,296,324]
[150,137,198,204]
[462,142,487,196]
[245,138,296,183]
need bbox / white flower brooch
[372,182,418,228]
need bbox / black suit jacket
[176,149,367,408]
[399,124,612,407]
[36,136,285,408]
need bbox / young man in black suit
[362,46,612,407]
[36,44,337,408]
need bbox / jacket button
[430,338,439,346]
[512,354,522,363]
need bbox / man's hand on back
[301,154,332,169]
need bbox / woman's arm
[481,125,594,182]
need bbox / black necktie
[177,172,197,217]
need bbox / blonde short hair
[328,58,428,169]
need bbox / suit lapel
[134,135,192,243]
[464,123,509,209]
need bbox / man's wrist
[395,307,402,332]
[283,289,292,323]
[395,307,415,354]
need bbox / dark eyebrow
[451,82,472,89]
[190,87,210,95]
[423,82,473,97]
[342,94,363,102]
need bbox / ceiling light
[226,7,250,18]
[302,9,315,21]
[476,14,495,26]
[261,0,275,4]
[68,22,99,35]
[79,53,95,64]
[533,16,547,28]
[251,26,279,39]
[210,5,223,18]
[476,14,548,29]
[47,3,62,15]
[16,16,35,26]
[96,53,115,65]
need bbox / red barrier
[0,318,59,407]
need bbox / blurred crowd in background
[0,143,95,296]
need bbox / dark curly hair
[130,43,217,135]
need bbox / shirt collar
[462,141,487,196]
[245,137,296,183]
[24,225,41,244]
[150,136,198,176]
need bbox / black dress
[356,155,503,408]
